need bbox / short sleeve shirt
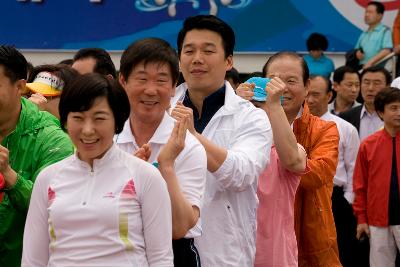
[303,54,335,78]
[355,23,393,65]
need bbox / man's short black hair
[59,73,130,134]
[306,33,329,51]
[333,65,360,84]
[262,51,309,86]
[374,87,400,114]
[177,15,235,59]
[368,1,385,14]
[0,45,27,83]
[59,59,74,66]
[225,67,240,85]
[361,65,392,85]
[73,48,116,78]
[245,71,263,80]
[120,38,179,86]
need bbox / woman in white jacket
[22,73,173,267]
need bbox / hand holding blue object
[246,77,270,102]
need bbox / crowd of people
[0,1,400,267]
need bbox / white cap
[390,77,400,89]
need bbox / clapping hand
[157,115,188,169]
[134,143,151,162]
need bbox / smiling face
[179,29,233,96]
[119,61,174,126]
[66,96,115,167]
[265,56,308,122]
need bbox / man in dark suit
[340,66,391,141]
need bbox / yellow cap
[26,71,64,97]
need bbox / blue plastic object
[246,77,270,102]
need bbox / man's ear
[332,81,339,92]
[226,55,233,71]
[118,73,126,88]
[171,83,177,97]
[106,74,114,81]
[16,79,26,96]
[328,91,333,103]
[304,78,310,97]
[377,110,384,120]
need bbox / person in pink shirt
[237,77,308,267]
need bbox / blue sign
[1,0,399,52]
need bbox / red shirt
[353,129,400,226]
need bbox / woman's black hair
[59,73,130,134]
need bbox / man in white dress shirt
[116,38,207,267]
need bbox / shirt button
[82,201,87,205]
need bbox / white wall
[25,50,393,75]
[21,50,347,74]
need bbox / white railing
[375,51,397,77]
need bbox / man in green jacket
[0,46,74,267]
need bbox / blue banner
[1,0,399,52]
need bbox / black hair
[177,15,235,58]
[225,67,240,85]
[333,65,360,84]
[58,59,74,66]
[177,72,185,86]
[26,61,34,79]
[28,64,79,86]
[245,71,263,80]
[73,48,116,78]
[306,33,329,51]
[361,65,392,85]
[120,38,179,86]
[262,51,309,85]
[0,45,27,83]
[59,73,130,134]
[368,1,385,14]
[374,87,400,114]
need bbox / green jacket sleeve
[6,127,73,211]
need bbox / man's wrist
[188,127,198,136]
[266,103,283,114]
[158,164,176,181]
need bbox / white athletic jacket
[22,144,173,267]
